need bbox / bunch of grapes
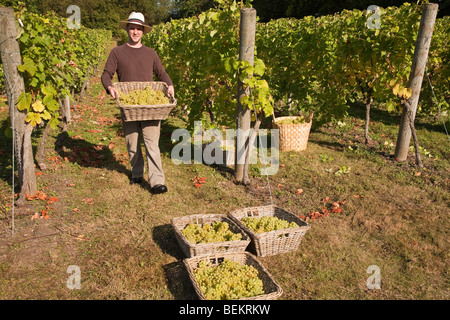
[194,259,265,300]
[241,216,297,233]
[276,116,306,125]
[182,221,243,244]
[118,87,170,105]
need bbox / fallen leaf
[41,209,49,219]
[331,207,342,213]
[37,191,47,201]
[191,176,206,187]
[81,198,94,205]
[46,196,59,205]
[295,188,304,194]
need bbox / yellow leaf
[25,112,42,127]
[404,88,412,99]
[31,100,45,112]
[392,84,400,96]
[41,110,51,120]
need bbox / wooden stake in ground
[235,7,256,184]
[0,7,37,204]
[394,3,438,164]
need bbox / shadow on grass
[347,102,447,134]
[162,261,198,300]
[54,129,130,177]
[152,224,198,299]
[159,118,238,181]
[52,117,184,183]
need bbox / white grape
[182,221,242,244]
[241,216,297,233]
[119,87,170,105]
[194,259,265,300]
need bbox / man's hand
[108,86,119,99]
[167,85,175,98]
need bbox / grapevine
[182,221,242,244]
[2,4,111,129]
[194,258,265,300]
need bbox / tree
[0,7,37,204]
[170,0,216,19]
[0,0,174,33]
[251,0,449,22]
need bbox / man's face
[127,24,144,44]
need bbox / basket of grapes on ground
[272,111,313,152]
[113,81,176,121]
[228,205,311,257]
[171,214,251,258]
[183,251,283,300]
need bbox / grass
[0,65,449,300]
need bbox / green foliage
[3,4,111,129]
[0,0,174,35]
[251,0,449,22]
[143,1,448,130]
[144,0,274,130]
[256,3,449,124]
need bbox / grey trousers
[122,119,165,187]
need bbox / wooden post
[0,7,37,203]
[64,94,71,123]
[394,3,438,162]
[235,7,256,183]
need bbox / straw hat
[119,12,152,34]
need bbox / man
[101,12,174,194]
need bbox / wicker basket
[228,205,310,257]
[172,214,251,258]
[113,81,176,122]
[183,251,283,300]
[273,116,312,151]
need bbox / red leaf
[46,197,59,205]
